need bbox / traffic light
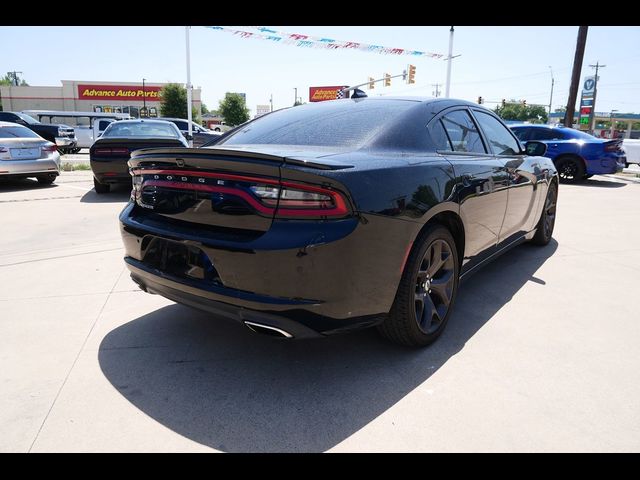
[407,64,416,84]
[502,99,506,107]
[384,73,391,87]
[368,77,375,90]
[478,96,483,105]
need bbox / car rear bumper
[90,158,131,184]
[0,157,60,176]
[119,201,420,336]
[55,137,77,148]
[585,153,626,174]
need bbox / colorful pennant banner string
[204,26,444,59]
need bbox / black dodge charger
[119,97,558,347]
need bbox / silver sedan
[0,121,61,184]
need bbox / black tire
[36,174,56,185]
[555,156,585,183]
[214,127,221,132]
[531,181,558,246]
[378,224,459,347]
[93,177,110,194]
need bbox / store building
[0,80,202,121]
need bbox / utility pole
[8,71,23,86]
[610,109,618,138]
[588,61,606,132]
[293,87,298,106]
[185,26,193,147]
[564,26,588,128]
[432,83,441,98]
[270,94,273,112]
[445,27,454,98]
[548,66,554,116]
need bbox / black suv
[0,111,77,153]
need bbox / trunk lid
[128,145,354,233]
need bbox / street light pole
[294,87,298,106]
[185,26,193,147]
[142,78,146,117]
[548,66,554,117]
[445,26,454,98]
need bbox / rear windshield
[103,121,180,138]
[220,100,419,148]
[0,125,41,139]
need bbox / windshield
[0,125,41,139]
[102,121,180,138]
[15,112,40,125]
[220,100,419,148]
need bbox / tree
[160,83,188,118]
[159,83,199,121]
[218,92,250,126]
[1,73,28,86]
[201,103,210,116]
[0,73,28,111]
[494,101,548,124]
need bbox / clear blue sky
[2,26,639,115]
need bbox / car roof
[0,120,26,127]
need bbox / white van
[22,110,132,151]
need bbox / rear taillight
[275,182,348,217]
[41,143,57,154]
[604,143,619,152]
[94,147,129,156]
[131,169,351,219]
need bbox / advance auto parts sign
[77,84,162,102]
[309,86,349,102]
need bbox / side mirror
[524,141,547,157]
[184,133,193,141]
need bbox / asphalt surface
[1,170,640,452]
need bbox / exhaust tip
[244,321,293,339]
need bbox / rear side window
[173,121,188,130]
[430,119,452,150]
[441,110,486,153]
[473,111,521,155]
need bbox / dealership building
[0,80,202,121]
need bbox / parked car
[119,97,558,347]
[22,110,132,150]
[0,111,77,154]
[158,118,222,147]
[0,121,60,184]
[90,119,188,194]
[622,139,640,166]
[510,124,626,182]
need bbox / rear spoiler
[129,147,354,171]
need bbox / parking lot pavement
[1,172,640,452]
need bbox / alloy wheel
[414,239,456,334]
[543,183,558,239]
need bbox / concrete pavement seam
[27,265,126,453]
[0,247,123,268]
